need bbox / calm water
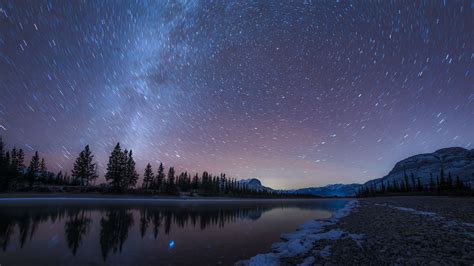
[0,198,348,265]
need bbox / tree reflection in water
[100,209,134,260]
[65,209,92,256]
[0,201,345,261]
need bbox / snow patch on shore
[391,206,439,217]
[318,245,332,258]
[376,203,474,239]
[236,200,359,266]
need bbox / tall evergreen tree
[192,173,199,190]
[429,174,435,191]
[27,151,40,187]
[167,167,175,192]
[72,145,98,187]
[105,143,124,192]
[447,172,453,190]
[0,137,10,191]
[455,176,463,190]
[416,178,423,191]
[439,168,446,191]
[142,163,154,189]
[410,173,416,192]
[0,136,4,162]
[403,171,409,191]
[39,158,48,181]
[124,150,139,190]
[16,149,25,175]
[154,163,165,191]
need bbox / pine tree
[27,151,40,187]
[39,158,48,181]
[167,167,175,192]
[403,171,409,192]
[154,163,165,191]
[410,173,416,192]
[105,143,124,192]
[439,169,446,192]
[455,176,463,191]
[72,145,98,187]
[143,163,153,189]
[0,137,10,191]
[429,174,435,191]
[56,171,64,185]
[192,173,199,190]
[123,150,138,190]
[10,147,18,173]
[416,178,423,191]
[16,149,25,175]
[447,172,453,190]
[0,136,4,162]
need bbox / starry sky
[0,1,473,189]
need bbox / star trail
[0,1,472,189]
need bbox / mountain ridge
[239,146,474,197]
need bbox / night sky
[0,1,473,189]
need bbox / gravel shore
[283,197,474,265]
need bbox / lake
[0,198,348,265]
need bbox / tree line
[0,136,97,191]
[0,136,289,197]
[356,168,473,197]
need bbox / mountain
[365,147,474,187]
[238,178,274,192]
[238,178,361,197]
[288,183,362,197]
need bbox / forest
[356,169,473,197]
[0,136,310,198]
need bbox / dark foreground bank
[279,196,474,265]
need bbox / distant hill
[238,178,361,197]
[238,178,274,192]
[286,184,362,197]
[365,147,474,188]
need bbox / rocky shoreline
[240,196,474,265]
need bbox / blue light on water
[169,240,175,249]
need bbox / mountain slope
[288,183,362,197]
[365,147,474,187]
[238,178,273,192]
[238,178,361,197]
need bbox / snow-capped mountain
[287,183,362,197]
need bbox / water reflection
[65,210,92,256]
[0,200,347,264]
[100,209,134,260]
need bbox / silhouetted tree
[167,167,176,193]
[39,158,48,182]
[27,151,40,187]
[429,174,436,191]
[72,145,98,187]
[142,163,153,189]
[447,172,453,190]
[154,163,165,191]
[105,143,124,192]
[123,150,138,190]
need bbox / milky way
[0,1,472,189]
